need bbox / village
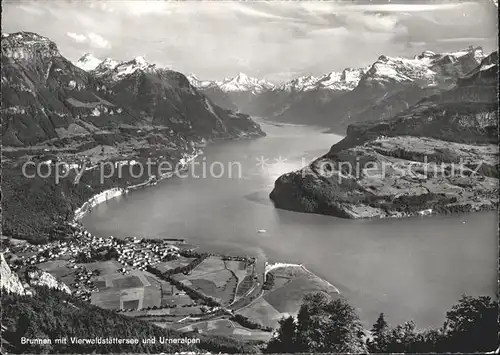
[3,222,185,302]
[2,220,339,342]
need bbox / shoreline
[71,129,265,224]
[68,144,345,312]
[73,152,200,222]
[264,262,341,295]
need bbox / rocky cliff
[0,254,31,296]
[270,51,498,219]
[1,253,71,295]
[1,32,264,148]
[25,267,72,294]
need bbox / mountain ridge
[269,50,498,219]
[2,31,264,147]
[185,46,487,131]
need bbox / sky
[2,0,498,82]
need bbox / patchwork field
[91,269,161,310]
[174,256,247,305]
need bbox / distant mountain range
[1,32,264,147]
[3,31,493,149]
[102,46,484,133]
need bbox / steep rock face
[0,253,31,296]
[424,47,486,86]
[25,267,72,294]
[1,254,71,296]
[1,32,142,146]
[270,51,498,219]
[95,61,264,139]
[1,32,264,147]
[198,85,239,111]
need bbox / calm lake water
[83,120,498,329]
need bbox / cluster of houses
[5,223,183,301]
[116,237,181,271]
[72,267,100,302]
[9,224,181,270]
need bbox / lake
[83,119,498,329]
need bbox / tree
[370,295,499,353]
[383,321,420,353]
[367,312,389,352]
[441,295,498,352]
[294,292,367,353]
[266,316,297,353]
[372,313,388,334]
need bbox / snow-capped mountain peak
[90,55,157,81]
[363,54,439,87]
[100,57,119,69]
[186,74,218,89]
[276,68,367,92]
[132,55,147,65]
[278,75,319,91]
[233,72,251,83]
[360,46,485,89]
[93,57,119,77]
[217,73,274,94]
[75,52,102,71]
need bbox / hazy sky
[2,0,498,82]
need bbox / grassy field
[263,266,339,314]
[90,268,162,310]
[155,256,196,273]
[224,260,248,287]
[235,274,254,299]
[179,319,272,342]
[174,256,241,305]
[188,256,226,278]
[86,260,122,272]
[236,297,284,329]
[169,306,204,316]
[113,275,144,288]
[236,265,340,330]
[38,260,74,277]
